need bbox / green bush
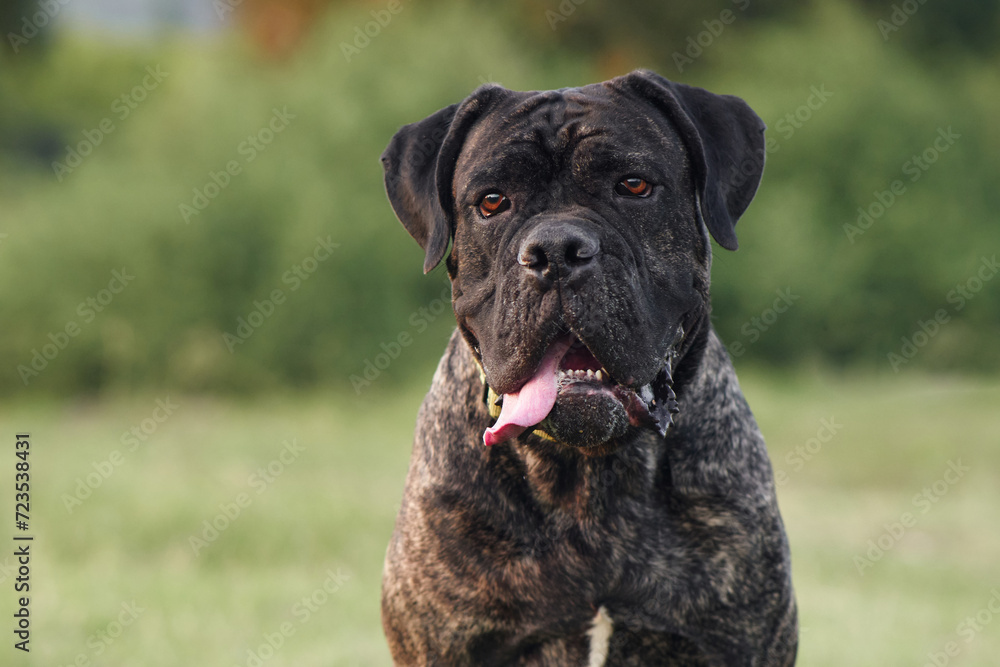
[0,1,997,397]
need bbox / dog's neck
[506,431,664,520]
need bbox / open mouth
[556,337,608,379]
[482,331,682,447]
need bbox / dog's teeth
[586,369,594,379]
[595,370,603,381]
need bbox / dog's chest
[487,499,681,616]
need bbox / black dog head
[382,69,765,454]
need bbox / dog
[379,69,797,666]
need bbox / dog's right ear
[381,87,504,274]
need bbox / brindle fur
[380,70,797,666]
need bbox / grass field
[2,368,998,666]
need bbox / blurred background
[1,0,998,665]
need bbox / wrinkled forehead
[454,85,687,180]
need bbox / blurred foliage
[505,0,1000,65]
[0,0,998,397]
[0,0,39,40]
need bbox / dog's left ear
[382,86,505,273]
[615,70,766,251]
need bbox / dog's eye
[615,177,651,197]
[478,192,510,217]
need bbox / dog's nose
[517,223,600,287]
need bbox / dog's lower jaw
[483,306,710,456]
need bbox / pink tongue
[483,337,572,447]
